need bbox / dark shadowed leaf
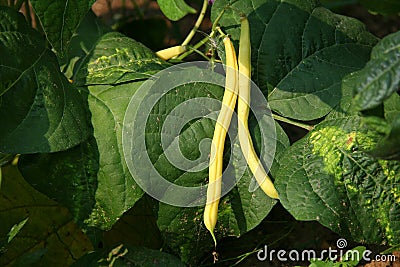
[30,0,96,56]
[368,115,400,160]
[353,31,400,111]
[0,165,93,266]
[212,0,377,120]
[0,7,89,154]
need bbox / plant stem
[211,5,227,32]
[177,5,227,61]
[181,0,208,46]
[190,46,211,61]
[231,223,295,266]
[272,114,314,131]
[177,35,210,60]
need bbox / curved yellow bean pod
[155,45,186,60]
[237,17,279,199]
[204,36,238,247]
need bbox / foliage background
[0,0,399,266]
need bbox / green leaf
[30,0,96,56]
[19,22,173,230]
[309,258,335,267]
[19,138,99,229]
[353,31,400,111]
[84,82,146,229]
[384,93,400,124]
[0,7,43,97]
[7,217,28,243]
[0,165,93,266]
[71,244,185,267]
[359,0,400,16]
[275,115,400,245]
[0,7,90,154]
[74,32,170,86]
[61,10,112,80]
[256,121,290,177]
[361,116,391,138]
[211,0,377,120]
[368,115,400,160]
[342,246,366,266]
[19,83,147,231]
[157,0,196,21]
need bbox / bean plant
[0,0,399,266]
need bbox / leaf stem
[189,46,212,61]
[181,0,208,46]
[177,35,210,60]
[211,4,227,32]
[272,114,314,131]
[177,5,227,61]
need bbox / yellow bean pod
[155,45,186,60]
[204,36,238,247]
[237,17,279,199]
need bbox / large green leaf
[157,0,197,21]
[19,82,147,231]
[18,24,171,230]
[84,82,146,229]
[275,115,400,245]
[74,32,170,86]
[0,165,93,266]
[368,115,400,160]
[353,31,400,111]
[384,93,400,123]
[30,0,95,56]
[0,7,89,153]
[211,0,377,120]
